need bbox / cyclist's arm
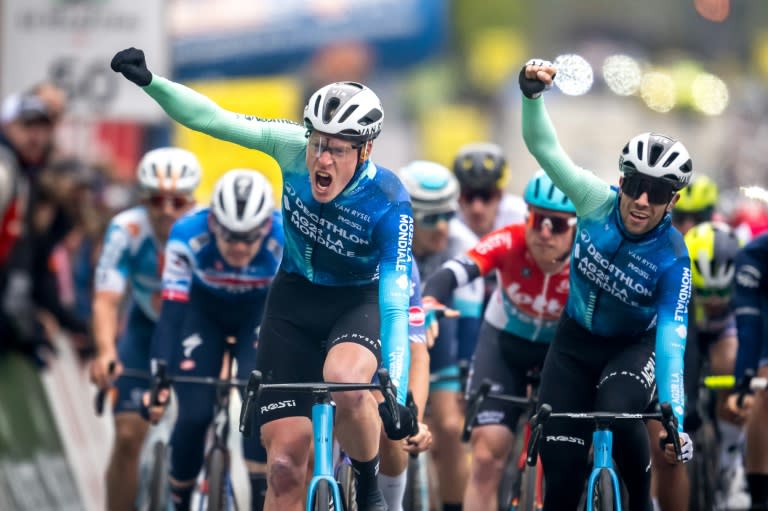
[374,203,414,405]
[654,257,691,430]
[424,225,516,305]
[408,264,429,419]
[150,236,195,364]
[92,222,131,359]
[521,97,613,216]
[732,243,767,380]
[142,75,307,166]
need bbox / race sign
[1,0,168,121]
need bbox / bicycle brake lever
[239,370,262,437]
[378,368,400,431]
[658,403,682,459]
[526,404,551,466]
[150,360,169,407]
[736,369,755,408]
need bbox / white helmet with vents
[619,132,693,190]
[137,147,202,194]
[304,81,383,143]
[211,169,274,233]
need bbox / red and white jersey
[467,223,570,342]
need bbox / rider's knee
[330,389,367,412]
[432,411,464,439]
[113,416,146,456]
[470,436,506,481]
[268,456,305,496]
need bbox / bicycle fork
[306,398,344,511]
[586,427,622,511]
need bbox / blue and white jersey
[94,206,163,321]
[161,208,283,303]
[732,232,768,380]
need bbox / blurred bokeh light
[640,71,676,112]
[553,54,594,96]
[602,55,643,96]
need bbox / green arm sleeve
[143,75,307,167]
[521,97,614,216]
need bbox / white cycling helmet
[211,169,274,233]
[398,160,459,215]
[303,81,383,143]
[619,132,693,190]
[137,147,202,194]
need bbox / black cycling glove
[111,47,153,87]
[379,393,418,440]
[518,58,555,99]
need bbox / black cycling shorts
[466,321,549,431]
[255,269,381,423]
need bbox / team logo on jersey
[396,274,409,290]
[409,306,425,326]
[182,333,203,359]
[675,325,687,339]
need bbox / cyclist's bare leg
[648,419,689,511]
[464,425,514,511]
[324,343,381,461]
[107,412,149,511]
[429,389,468,508]
[261,416,313,511]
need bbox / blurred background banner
[1,0,168,121]
[170,0,448,80]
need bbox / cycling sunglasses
[460,188,501,203]
[526,211,577,234]
[144,194,193,210]
[620,173,676,205]
[695,286,731,299]
[416,211,455,227]
[212,218,267,244]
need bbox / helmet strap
[358,140,373,163]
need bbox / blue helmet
[398,160,459,214]
[523,170,576,213]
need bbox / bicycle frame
[306,395,344,511]
[585,421,623,511]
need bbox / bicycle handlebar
[238,367,401,438]
[525,402,683,466]
[461,379,535,442]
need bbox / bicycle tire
[687,420,718,511]
[591,469,616,511]
[147,440,169,511]
[312,479,334,511]
[206,447,229,511]
[404,454,430,511]
[517,461,540,511]
[337,463,357,511]
[497,455,518,511]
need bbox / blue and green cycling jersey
[139,75,413,402]
[522,97,692,428]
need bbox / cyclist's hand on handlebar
[659,430,693,464]
[725,392,753,418]
[519,58,557,99]
[111,47,153,86]
[141,388,170,424]
[403,422,432,454]
[422,296,459,348]
[89,353,122,389]
[379,401,418,440]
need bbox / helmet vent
[313,95,322,117]
[337,104,358,123]
[662,152,679,168]
[680,159,692,173]
[359,108,382,126]
[636,141,644,160]
[180,165,188,177]
[649,143,664,166]
[323,97,341,123]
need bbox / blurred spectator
[730,199,768,243]
[0,85,90,364]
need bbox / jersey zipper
[587,238,624,330]
[307,203,324,282]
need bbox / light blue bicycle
[239,368,401,511]
[526,403,681,511]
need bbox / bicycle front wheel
[147,440,169,511]
[312,479,335,511]
[517,461,541,511]
[206,447,229,511]
[590,469,616,511]
[337,463,357,511]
